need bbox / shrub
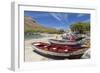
[70,22,90,34]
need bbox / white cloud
[50,13,62,21]
[83,19,90,22]
[77,14,85,17]
[50,13,68,22]
[50,13,69,28]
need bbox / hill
[24,16,63,34]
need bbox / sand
[24,34,90,62]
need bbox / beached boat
[48,39,83,46]
[32,42,88,59]
[61,32,85,41]
[49,32,85,46]
[32,32,88,59]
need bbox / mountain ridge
[24,16,61,34]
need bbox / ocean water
[24,34,45,40]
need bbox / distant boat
[49,32,85,46]
[48,39,83,46]
[61,32,85,41]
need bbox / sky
[24,11,90,30]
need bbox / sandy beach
[24,34,90,62]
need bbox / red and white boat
[32,42,88,59]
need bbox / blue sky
[24,11,90,30]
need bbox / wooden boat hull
[48,39,83,46]
[32,42,88,59]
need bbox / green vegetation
[70,22,90,34]
[59,29,65,34]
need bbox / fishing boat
[61,32,85,41]
[49,33,85,46]
[32,32,88,59]
[32,42,88,59]
[48,39,83,46]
